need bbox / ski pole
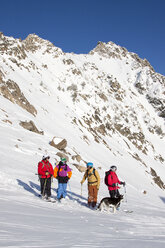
[124,185,127,203]
[81,184,83,197]
[68,181,73,197]
[35,173,40,181]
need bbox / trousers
[40,177,51,197]
[109,189,120,198]
[57,182,67,199]
[88,185,98,207]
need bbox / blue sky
[0,0,165,75]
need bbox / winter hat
[86,162,93,167]
[59,161,63,166]
[110,165,117,171]
[61,157,67,162]
[42,155,50,160]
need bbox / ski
[43,198,56,203]
[38,195,56,203]
[123,209,133,213]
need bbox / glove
[120,182,126,186]
[80,181,83,185]
[112,183,116,187]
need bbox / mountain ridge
[0,32,165,191]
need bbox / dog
[97,195,124,213]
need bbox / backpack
[86,168,98,182]
[104,170,112,186]
[57,163,69,183]
[57,163,67,177]
[87,168,95,177]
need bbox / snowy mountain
[0,32,165,247]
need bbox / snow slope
[0,33,165,247]
[0,141,165,248]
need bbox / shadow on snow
[17,179,39,197]
[160,196,165,204]
[17,179,87,207]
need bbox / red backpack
[104,170,112,186]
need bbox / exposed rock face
[90,41,121,59]
[0,32,27,59]
[50,137,67,151]
[19,120,43,135]
[72,155,82,163]
[146,95,165,118]
[23,34,63,57]
[90,41,155,72]
[0,69,5,81]
[150,168,165,190]
[56,152,69,162]
[2,119,12,124]
[23,34,43,52]
[73,164,86,173]
[0,78,37,116]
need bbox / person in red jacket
[107,165,125,198]
[38,155,54,200]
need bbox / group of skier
[38,155,125,207]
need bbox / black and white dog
[97,195,124,213]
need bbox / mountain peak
[90,40,128,58]
[23,33,63,55]
[90,40,154,72]
[24,33,51,45]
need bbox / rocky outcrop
[146,95,165,118]
[90,41,121,59]
[90,40,154,72]
[50,137,67,151]
[0,32,27,59]
[56,152,69,162]
[73,164,86,173]
[134,82,146,94]
[23,34,45,52]
[0,79,37,116]
[23,34,63,57]
[114,123,148,154]
[150,168,165,190]
[0,69,5,81]
[19,120,43,134]
[72,155,82,162]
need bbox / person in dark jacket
[107,165,125,198]
[38,155,54,200]
[54,158,72,200]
